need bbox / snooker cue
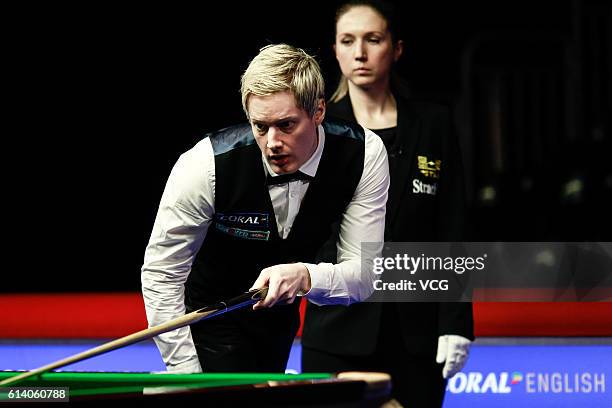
[0,287,268,387]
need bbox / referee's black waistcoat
[185,120,365,341]
[303,94,474,357]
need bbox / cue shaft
[0,287,268,386]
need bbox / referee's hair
[241,44,325,119]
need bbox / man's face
[248,90,325,174]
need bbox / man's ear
[314,98,326,126]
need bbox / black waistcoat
[185,120,365,318]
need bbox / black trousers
[189,306,299,372]
[302,304,447,408]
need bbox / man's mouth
[269,155,290,166]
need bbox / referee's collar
[262,124,324,179]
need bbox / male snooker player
[141,44,390,373]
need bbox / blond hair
[330,76,350,103]
[241,44,325,118]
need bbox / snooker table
[0,371,391,406]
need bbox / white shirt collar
[263,124,325,178]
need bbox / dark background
[7,0,610,292]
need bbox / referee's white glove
[436,335,471,379]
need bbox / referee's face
[248,90,325,175]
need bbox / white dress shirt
[141,124,389,372]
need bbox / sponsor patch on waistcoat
[213,212,271,241]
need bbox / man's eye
[340,38,353,45]
[254,123,267,133]
[368,37,381,44]
[279,122,295,131]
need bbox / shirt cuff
[166,357,203,374]
[301,262,330,299]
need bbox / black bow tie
[266,171,313,186]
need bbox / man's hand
[436,334,471,379]
[250,263,311,309]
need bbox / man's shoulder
[204,123,256,156]
[322,117,365,143]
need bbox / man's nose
[267,127,283,150]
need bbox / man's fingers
[254,277,281,309]
[252,264,307,309]
[283,289,298,304]
[250,269,271,291]
[252,269,273,310]
[265,280,299,307]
